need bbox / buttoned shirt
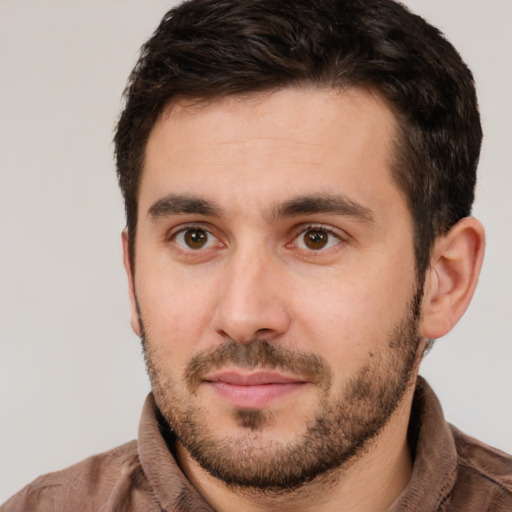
[2,377,512,511]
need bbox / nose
[212,247,291,344]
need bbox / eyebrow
[148,194,223,219]
[147,192,375,225]
[271,194,375,224]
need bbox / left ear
[420,217,485,339]
[122,230,142,337]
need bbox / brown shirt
[2,377,512,511]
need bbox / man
[2,0,511,510]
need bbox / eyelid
[166,223,224,250]
[167,221,215,238]
[288,223,347,251]
[291,223,347,239]
[165,221,347,255]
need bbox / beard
[140,292,422,491]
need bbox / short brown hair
[114,0,481,277]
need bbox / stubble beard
[141,293,422,491]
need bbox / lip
[203,370,308,408]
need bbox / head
[115,0,482,279]
[114,0,484,493]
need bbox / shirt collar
[137,394,214,511]
[390,376,458,511]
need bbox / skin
[123,87,485,511]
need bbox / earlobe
[122,231,142,337]
[420,217,485,340]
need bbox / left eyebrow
[271,194,376,224]
[148,194,223,220]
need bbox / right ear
[122,230,142,337]
[419,217,485,340]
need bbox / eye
[293,227,342,251]
[174,228,219,250]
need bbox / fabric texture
[2,377,511,511]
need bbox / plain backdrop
[1,0,511,503]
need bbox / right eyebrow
[147,194,223,220]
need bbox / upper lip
[203,370,307,386]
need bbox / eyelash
[167,223,346,256]
[288,224,345,252]
[167,223,222,252]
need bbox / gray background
[1,0,511,502]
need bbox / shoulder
[0,440,149,512]
[449,425,512,510]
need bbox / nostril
[256,328,273,336]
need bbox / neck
[176,384,416,512]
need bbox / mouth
[203,370,308,408]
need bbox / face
[127,87,422,489]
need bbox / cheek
[135,266,217,359]
[292,269,414,374]
[298,287,380,355]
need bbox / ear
[420,217,485,339]
[122,230,142,337]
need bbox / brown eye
[303,229,329,250]
[184,229,207,249]
[175,228,217,250]
[293,227,341,251]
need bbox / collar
[137,395,214,511]
[390,376,458,511]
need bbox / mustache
[185,339,332,390]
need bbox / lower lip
[207,381,306,408]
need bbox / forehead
[140,86,403,221]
